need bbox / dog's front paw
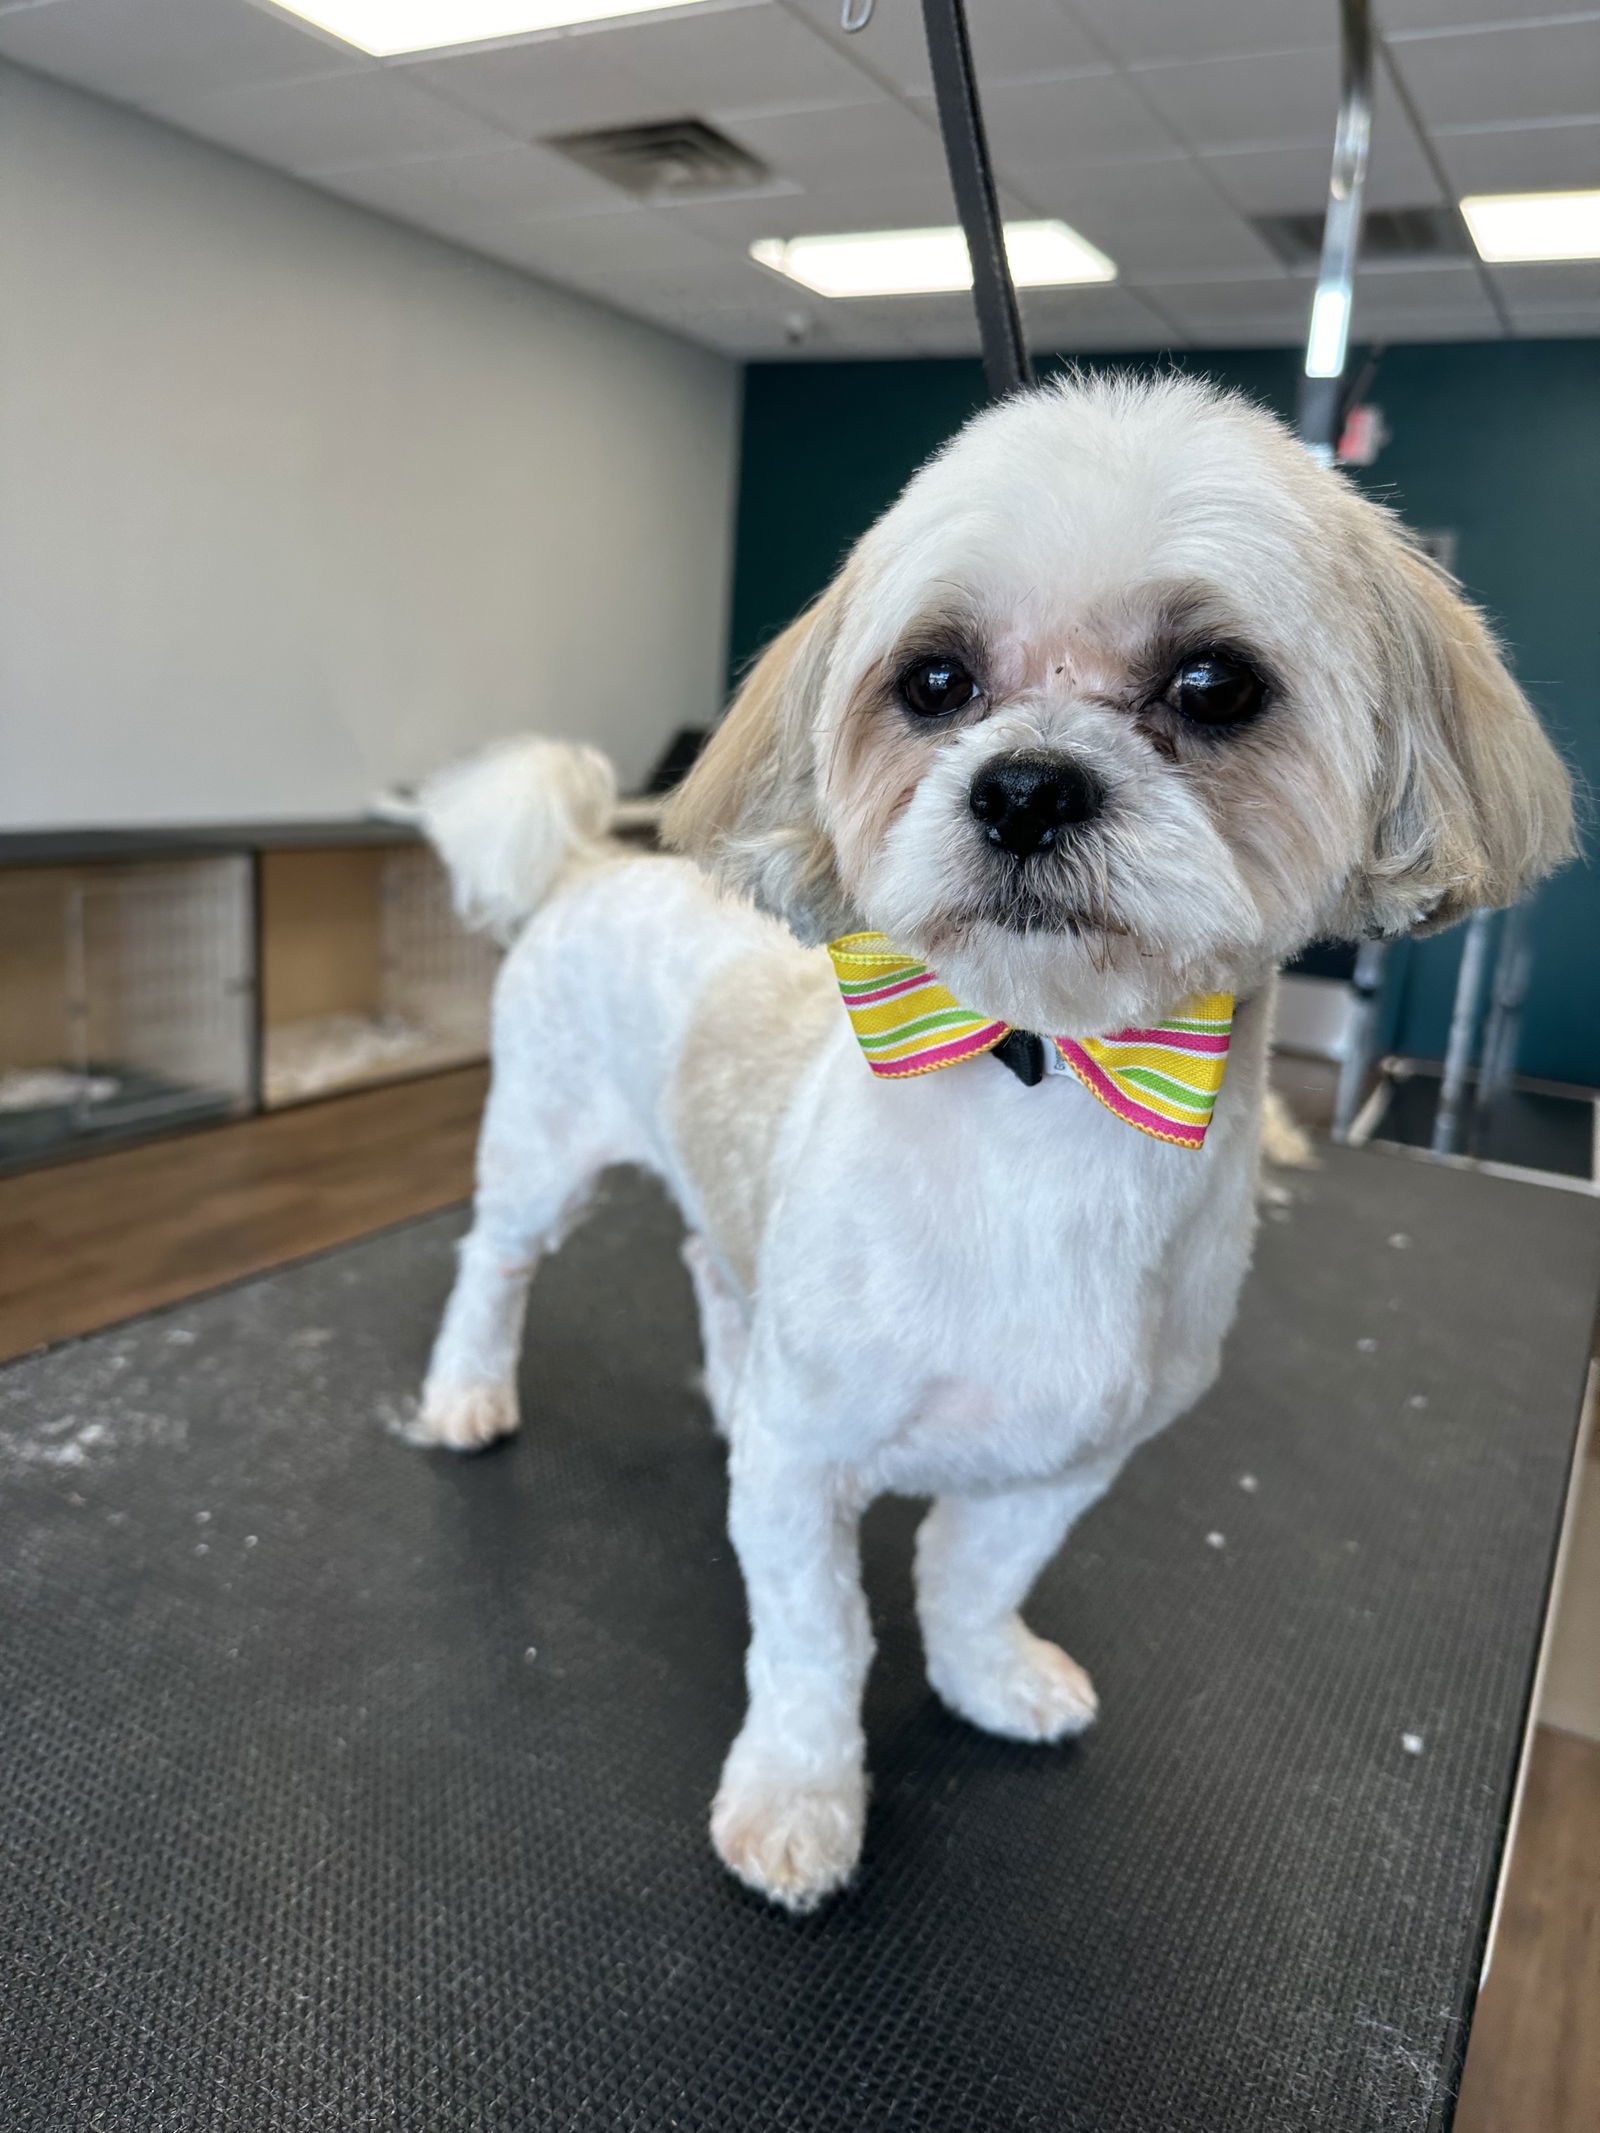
[711,1764,865,1913]
[404,1379,520,1451]
[929,1623,1098,1743]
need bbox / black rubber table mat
[2,1148,1596,2132]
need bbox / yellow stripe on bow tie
[826,932,1233,1148]
[1055,1000,1233,1148]
[827,933,1010,1077]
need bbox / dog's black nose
[968,751,1105,857]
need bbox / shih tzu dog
[410,374,1572,1913]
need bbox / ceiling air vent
[1252,205,1468,268]
[544,118,772,201]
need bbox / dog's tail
[418,735,618,942]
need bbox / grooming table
[2,1151,1595,2132]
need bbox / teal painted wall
[728,341,1599,1085]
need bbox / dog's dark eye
[1166,650,1266,727]
[900,656,978,718]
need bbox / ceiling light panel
[749,222,1116,299]
[1459,190,1600,263]
[273,1,707,58]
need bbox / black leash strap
[919,0,1032,401]
[920,0,1034,1082]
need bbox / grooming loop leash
[918,0,1033,400]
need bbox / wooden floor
[0,1069,1595,2126]
[1455,1724,1600,2133]
[0,1066,485,1361]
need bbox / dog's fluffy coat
[412,376,1572,1911]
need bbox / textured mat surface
[1,1149,1596,2133]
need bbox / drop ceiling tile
[1383,0,1600,34]
[773,0,934,98]
[0,0,364,104]
[1343,262,1504,337]
[1388,17,1600,130]
[1003,153,1229,215]
[920,68,1178,170]
[679,313,795,355]
[1103,210,1284,279]
[1066,0,1333,67]
[725,94,950,193]
[1489,258,1600,304]
[1008,158,1283,276]
[595,1,879,119]
[150,63,512,172]
[403,32,671,139]
[1019,282,1182,349]
[1190,320,1323,347]
[664,174,1018,247]
[950,0,1115,81]
[851,289,1005,339]
[1133,46,1451,188]
[1359,259,1497,300]
[317,139,624,230]
[1506,303,1600,332]
[1130,43,1346,153]
[625,250,808,309]
[892,326,991,356]
[697,306,910,356]
[475,203,731,283]
[641,293,913,355]
[829,296,983,356]
[1200,125,1444,218]
[826,297,947,349]
[844,280,1163,349]
[1354,255,1487,286]
[1151,277,1312,340]
[1434,115,1600,193]
[784,0,1110,99]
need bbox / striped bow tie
[826,931,1233,1151]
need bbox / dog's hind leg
[409,1067,612,1452]
[914,1458,1123,1742]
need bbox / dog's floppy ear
[1336,528,1574,938]
[662,573,858,944]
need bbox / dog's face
[667,376,1572,1033]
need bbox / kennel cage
[0,852,254,1171]
[259,836,498,1107]
[0,824,498,1169]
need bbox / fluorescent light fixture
[749,220,1116,298]
[1459,189,1600,263]
[1304,285,1350,378]
[273,0,706,56]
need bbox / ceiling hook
[841,0,874,31]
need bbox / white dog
[411,375,1571,1913]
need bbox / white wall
[0,63,740,827]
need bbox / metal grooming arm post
[1307,0,1385,1140]
[1476,901,1532,1119]
[1298,0,1374,457]
[1433,908,1496,1156]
